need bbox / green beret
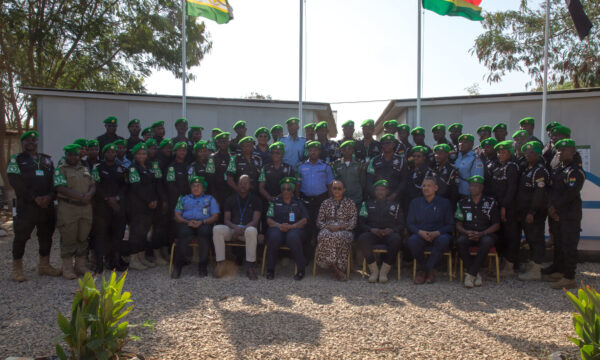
[303,123,316,130]
[103,116,118,125]
[279,177,297,191]
[73,138,88,147]
[521,141,542,155]
[175,118,188,126]
[380,134,396,143]
[215,132,230,140]
[342,120,354,128]
[113,139,126,146]
[193,140,208,152]
[494,140,514,153]
[270,124,283,133]
[545,121,561,132]
[158,139,173,149]
[64,144,82,155]
[512,129,530,139]
[410,127,425,136]
[131,143,147,155]
[431,124,446,132]
[433,143,452,152]
[233,120,247,129]
[411,145,428,154]
[212,128,223,133]
[188,126,204,137]
[551,125,571,136]
[373,179,389,189]
[189,176,207,188]
[361,119,375,127]
[151,121,165,128]
[141,127,152,136]
[519,117,535,126]
[492,123,507,132]
[87,139,99,148]
[481,137,498,148]
[314,121,328,131]
[467,175,484,184]
[459,134,475,142]
[254,127,270,139]
[19,130,39,141]
[127,118,140,127]
[145,138,158,147]
[384,120,399,128]
[269,141,285,153]
[102,143,117,153]
[339,140,355,149]
[238,136,254,146]
[477,125,492,134]
[306,141,321,149]
[554,138,576,149]
[173,141,187,151]
[397,124,410,133]
[286,117,300,125]
[448,123,463,131]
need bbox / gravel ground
[1,228,599,360]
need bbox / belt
[58,197,88,206]
[301,192,328,201]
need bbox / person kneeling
[357,180,404,283]
[171,176,219,279]
[213,175,262,280]
[265,177,309,280]
[455,175,500,288]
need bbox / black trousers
[521,212,547,264]
[552,218,581,279]
[456,234,497,276]
[173,223,213,270]
[12,203,55,260]
[92,203,126,264]
[150,204,170,250]
[265,227,305,273]
[300,192,328,262]
[356,232,402,265]
[498,209,520,265]
[129,207,154,254]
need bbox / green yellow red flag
[423,0,484,21]
[186,0,233,24]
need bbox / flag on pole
[565,0,592,40]
[186,0,233,24]
[423,0,484,21]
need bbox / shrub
[565,283,600,360]
[55,271,154,360]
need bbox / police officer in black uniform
[432,144,459,205]
[229,120,247,155]
[355,119,381,163]
[356,179,404,284]
[409,127,434,165]
[187,140,215,195]
[366,134,408,201]
[91,142,127,273]
[314,121,339,164]
[406,146,436,206]
[7,130,61,281]
[258,142,294,202]
[543,139,585,289]
[97,116,124,158]
[227,136,263,193]
[396,123,413,159]
[125,118,142,159]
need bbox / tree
[0,0,212,185]
[245,92,273,100]
[472,0,600,90]
[465,83,481,95]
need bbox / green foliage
[565,283,600,360]
[55,271,154,360]
[472,0,600,89]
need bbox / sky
[145,0,538,136]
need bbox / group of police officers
[7,114,584,288]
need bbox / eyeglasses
[332,187,344,191]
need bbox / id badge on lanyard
[35,169,44,176]
[466,212,473,222]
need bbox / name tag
[289,212,295,222]
[202,207,208,216]
[35,170,44,176]
[466,212,473,222]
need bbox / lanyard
[236,194,250,225]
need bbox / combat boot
[367,262,379,283]
[12,259,27,282]
[38,256,61,277]
[153,249,169,266]
[518,261,542,281]
[128,253,148,270]
[62,258,76,280]
[74,256,92,276]
[379,262,392,283]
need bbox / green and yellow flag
[423,0,483,21]
[186,0,233,24]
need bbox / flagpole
[541,0,549,142]
[182,0,187,119]
[299,0,304,130]
[416,0,422,128]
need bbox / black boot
[171,265,182,279]
[198,262,208,277]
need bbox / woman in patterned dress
[315,180,357,281]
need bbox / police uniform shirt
[187,159,216,194]
[297,159,335,197]
[455,196,500,232]
[549,159,585,220]
[366,154,408,199]
[166,161,191,200]
[126,136,142,158]
[91,161,126,201]
[229,136,243,155]
[211,151,231,191]
[394,141,409,159]
[407,144,435,166]
[359,199,404,233]
[266,196,308,224]
[319,139,339,163]
[175,193,220,221]
[259,162,295,198]
[455,150,485,196]
[488,159,519,210]
[127,162,158,206]
[224,192,262,225]
[549,149,583,171]
[253,145,271,165]
[97,133,124,157]
[407,164,437,201]
[7,152,55,204]
[226,153,263,190]
[355,138,381,163]
[517,159,549,214]
[434,162,459,201]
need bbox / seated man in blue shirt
[172,176,220,279]
[407,176,454,284]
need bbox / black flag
[565,0,593,40]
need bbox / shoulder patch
[6,155,20,174]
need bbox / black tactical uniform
[406,164,436,205]
[165,160,190,248]
[355,138,381,163]
[97,133,124,158]
[127,161,158,255]
[318,139,339,164]
[226,153,263,191]
[187,158,216,196]
[212,150,232,212]
[126,136,142,160]
[259,162,295,199]
[433,161,459,205]
[366,154,408,200]
[7,152,56,260]
[356,198,404,266]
